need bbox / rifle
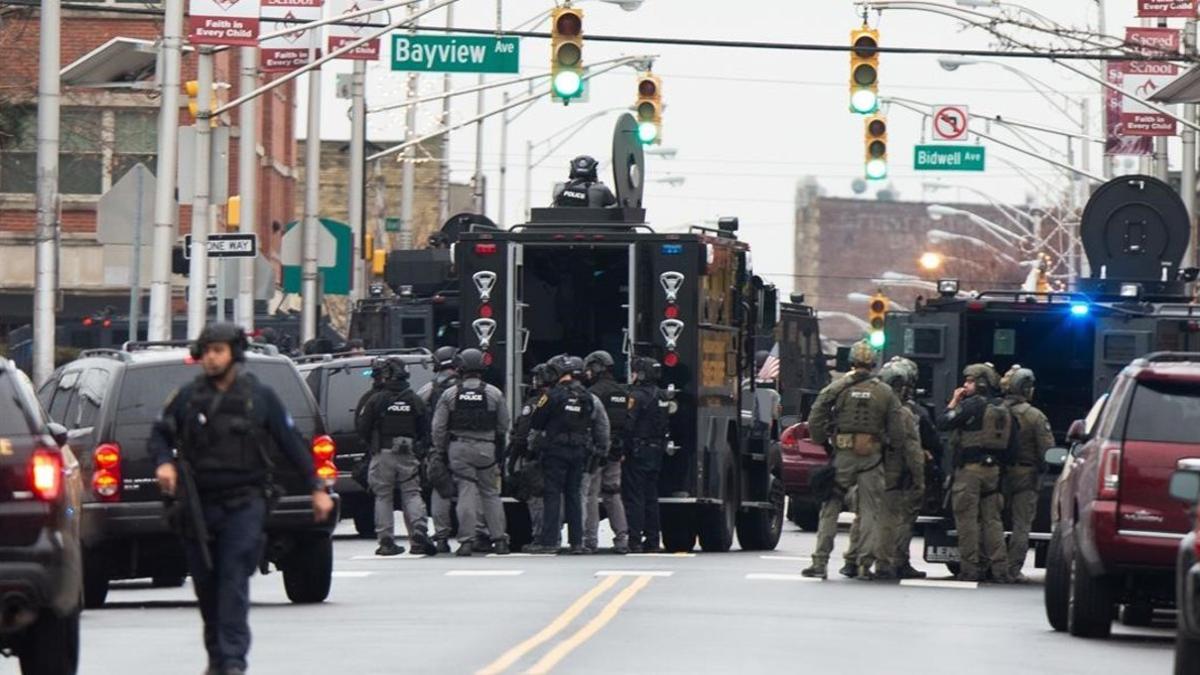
[170,456,213,572]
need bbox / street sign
[281,219,353,295]
[260,0,322,73]
[1138,0,1196,18]
[384,217,401,233]
[329,0,385,60]
[177,126,231,204]
[97,164,156,245]
[188,0,260,46]
[390,35,520,73]
[183,233,258,258]
[931,105,969,142]
[914,145,986,172]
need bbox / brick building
[0,3,297,336]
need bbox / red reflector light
[93,470,120,499]
[479,303,494,319]
[102,319,112,328]
[82,317,94,327]
[94,443,120,470]
[663,352,679,367]
[30,451,63,501]
[316,460,337,485]
[483,351,494,366]
[311,435,336,463]
[966,301,986,312]
[664,304,680,319]
[474,243,497,255]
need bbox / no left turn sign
[932,105,969,142]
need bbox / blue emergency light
[1069,302,1090,317]
[661,244,683,255]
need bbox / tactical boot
[838,561,859,579]
[492,539,510,555]
[375,538,405,557]
[568,545,585,555]
[411,531,436,557]
[955,570,983,583]
[473,537,495,554]
[455,542,474,557]
[522,544,558,554]
[627,542,643,554]
[613,541,631,555]
[434,538,451,554]
[863,567,897,581]
[800,564,828,580]
[897,563,927,580]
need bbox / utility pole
[438,1,453,223]
[498,90,509,227]
[149,0,184,341]
[300,49,322,344]
[349,60,366,299]
[524,139,533,221]
[471,0,501,215]
[1185,17,1198,269]
[237,45,258,329]
[33,0,60,386]
[400,2,418,250]
[1154,15,1171,182]
[186,47,214,339]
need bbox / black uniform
[622,381,671,550]
[552,178,618,208]
[356,380,431,547]
[150,371,318,673]
[530,379,596,549]
[589,374,631,463]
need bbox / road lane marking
[446,570,525,577]
[594,570,674,577]
[488,553,557,558]
[758,555,812,562]
[524,575,654,674]
[331,571,372,578]
[349,555,425,561]
[476,575,621,675]
[900,579,978,589]
[626,552,695,558]
[745,573,822,582]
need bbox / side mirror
[1066,419,1088,443]
[1169,470,1200,503]
[46,422,68,448]
[1044,447,1070,468]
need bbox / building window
[113,110,158,181]
[59,109,104,195]
[0,105,37,193]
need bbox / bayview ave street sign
[914,145,986,171]
[390,35,520,73]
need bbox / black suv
[0,358,83,674]
[38,342,340,609]
[296,350,435,537]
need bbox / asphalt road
[75,517,1175,675]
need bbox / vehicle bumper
[0,530,77,634]
[1086,502,1181,575]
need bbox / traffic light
[864,115,887,180]
[635,73,663,145]
[185,80,200,118]
[550,7,585,102]
[867,292,889,347]
[849,27,880,114]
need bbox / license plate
[925,544,960,563]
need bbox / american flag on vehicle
[757,344,780,382]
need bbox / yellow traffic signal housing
[184,79,218,126]
[372,248,387,276]
[849,27,880,114]
[867,292,889,347]
[864,115,887,180]
[550,7,585,103]
[226,195,241,230]
[634,73,662,145]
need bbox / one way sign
[183,233,258,258]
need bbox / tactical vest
[448,381,497,433]
[832,378,889,453]
[378,391,418,445]
[629,384,669,441]
[547,382,594,445]
[427,371,458,407]
[590,378,630,436]
[182,376,268,487]
[554,178,592,207]
[959,399,1013,454]
[1006,399,1042,465]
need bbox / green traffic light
[637,121,659,144]
[865,158,888,180]
[553,71,583,99]
[850,88,878,114]
[869,330,886,348]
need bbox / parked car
[37,342,340,609]
[1168,464,1200,674]
[295,349,435,537]
[1044,352,1200,638]
[779,422,826,531]
[0,358,83,674]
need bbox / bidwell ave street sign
[914,144,986,172]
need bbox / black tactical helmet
[546,354,573,381]
[434,346,458,371]
[454,348,487,374]
[584,350,615,377]
[191,322,249,362]
[569,155,599,181]
[632,356,662,383]
[532,363,555,389]
[564,356,586,379]
[382,357,409,383]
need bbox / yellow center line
[476,574,621,675]
[523,575,654,675]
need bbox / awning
[1150,64,1200,103]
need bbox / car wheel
[82,556,110,609]
[1176,631,1200,675]
[283,536,333,604]
[736,474,785,551]
[352,507,375,539]
[1044,524,1069,632]
[945,562,961,577]
[698,474,737,553]
[1067,546,1113,638]
[660,505,697,553]
[18,608,80,675]
[151,574,187,589]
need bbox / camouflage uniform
[1001,368,1053,579]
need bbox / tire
[1176,631,1200,675]
[1067,546,1113,638]
[352,507,375,539]
[789,498,820,532]
[283,536,333,604]
[1044,524,1069,632]
[82,556,109,609]
[737,475,784,551]
[18,609,80,675]
[504,501,533,553]
[945,563,961,577]
[660,505,697,553]
[151,574,187,589]
[698,498,737,553]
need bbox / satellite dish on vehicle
[438,212,499,244]
[611,113,646,209]
[1080,175,1189,282]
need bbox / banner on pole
[1137,0,1197,18]
[1115,27,1180,138]
[260,0,323,72]
[328,0,385,60]
[188,0,261,46]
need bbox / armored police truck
[882,175,1200,572]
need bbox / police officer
[508,363,554,546]
[938,363,1018,583]
[622,356,671,554]
[552,155,618,208]
[151,323,335,675]
[875,360,925,579]
[418,346,461,554]
[356,357,435,556]
[888,356,942,579]
[582,351,631,554]
[801,340,906,580]
[527,355,609,554]
[431,348,510,556]
[1001,365,1053,582]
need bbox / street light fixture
[919,251,944,271]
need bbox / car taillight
[780,425,797,451]
[92,442,121,501]
[1097,443,1122,500]
[30,450,63,501]
[311,435,337,487]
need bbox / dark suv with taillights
[0,358,83,674]
[1044,352,1200,638]
[38,342,339,609]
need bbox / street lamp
[927,204,1028,246]
[919,251,944,271]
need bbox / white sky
[297,0,1168,294]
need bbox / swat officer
[508,363,554,546]
[888,356,942,579]
[801,340,906,580]
[419,346,461,554]
[582,351,631,554]
[875,360,925,580]
[552,155,618,208]
[152,323,335,675]
[938,363,1018,583]
[355,357,435,556]
[527,355,609,554]
[1001,366,1053,582]
[623,356,671,554]
[430,348,511,556]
